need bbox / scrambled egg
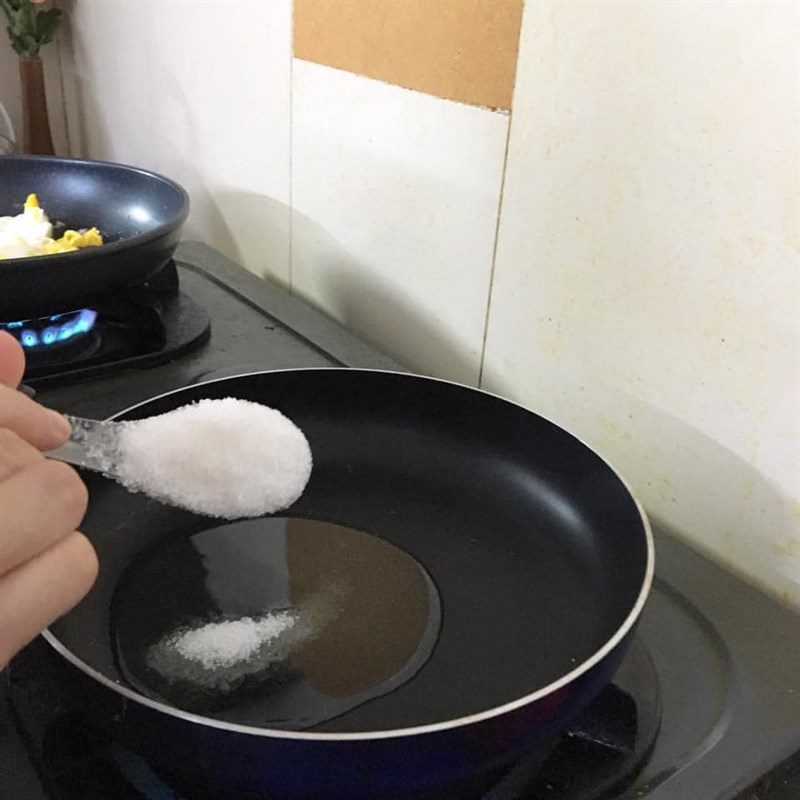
[0,194,103,260]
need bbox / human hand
[0,331,98,667]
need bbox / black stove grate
[1,261,210,388]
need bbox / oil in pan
[110,517,442,732]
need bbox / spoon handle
[47,415,123,477]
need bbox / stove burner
[1,309,98,349]
[2,261,211,387]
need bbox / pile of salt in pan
[147,611,305,691]
[115,398,312,519]
[171,614,295,669]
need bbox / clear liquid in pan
[111,517,442,732]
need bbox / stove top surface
[1,242,798,800]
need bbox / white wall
[57,0,292,287]
[483,1,799,606]
[3,0,798,606]
[291,60,508,383]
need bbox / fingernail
[47,410,72,442]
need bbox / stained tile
[483,1,799,605]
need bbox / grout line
[287,4,294,295]
[477,111,513,388]
[53,1,71,156]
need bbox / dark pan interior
[49,370,649,732]
[0,156,185,242]
[0,156,188,319]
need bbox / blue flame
[1,309,97,348]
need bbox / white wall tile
[483,1,800,605]
[291,59,508,384]
[58,0,291,285]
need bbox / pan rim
[0,155,189,269]
[42,367,655,742]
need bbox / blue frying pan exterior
[51,631,632,799]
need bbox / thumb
[0,332,25,389]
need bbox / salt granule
[115,398,312,519]
[147,611,305,690]
[171,613,295,669]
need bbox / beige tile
[292,59,508,384]
[483,1,799,606]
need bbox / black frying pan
[0,155,188,320]
[45,369,653,800]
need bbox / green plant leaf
[0,0,22,21]
[12,31,38,58]
[10,20,28,40]
[36,8,61,43]
[2,2,64,57]
[19,1,34,29]
[0,2,17,29]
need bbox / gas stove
[0,260,210,387]
[0,242,798,800]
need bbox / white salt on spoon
[47,398,313,519]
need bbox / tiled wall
[484,1,799,608]
[2,0,797,606]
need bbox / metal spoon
[47,415,124,477]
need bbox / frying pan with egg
[0,155,188,320]
[43,369,653,800]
